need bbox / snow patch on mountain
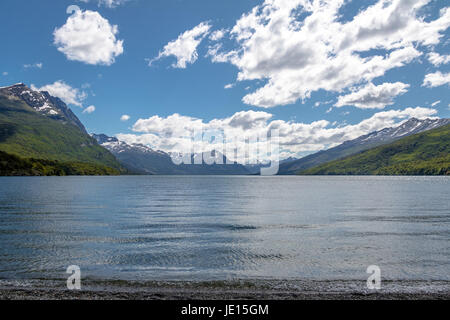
[0,83,87,133]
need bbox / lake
[0,176,449,285]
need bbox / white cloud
[148,22,211,68]
[120,114,130,121]
[209,0,450,108]
[54,10,124,66]
[117,107,437,163]
[209,29,227,41]
[83,105,96,114]
[335,82,409,109]
[224,83,235,89]
[431,100,441,107]
[132,113,205,136]
[24,62,43,69]
[1,72,7,76]
[314,100,334,108]
[423,71,450,88]
[78,0,128,8]
[206,43,237,64]
[428,52,450,66]
[31,81,87,107]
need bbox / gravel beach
[1,279,449,300]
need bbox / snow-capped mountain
[92,134,167,156]
[93,134,250,175]
[350,118,450,147]
[0,83,123,172]
[279,117,450,175]
[0,83,86,133]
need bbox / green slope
[300,124,450,175]
[0,150,120,176]
[0,93,124,173]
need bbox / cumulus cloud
[335,82,410,109]
[83,105,96,114]
[53,10,124,66]
[2,72,7,76]
[428,52,450,66]
[120,114,130,121]
[208,0,449,108]
[132,113,205,136]
[148,22,211,68]
[423,71,450,88]
[116,107,437,163]
[31,81,87,107]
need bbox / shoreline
[1,279,449,300]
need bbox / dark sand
[1,279,449,300]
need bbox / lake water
[0,176,449,284]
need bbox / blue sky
[0,0,449,160]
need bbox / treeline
[0,151,121,176]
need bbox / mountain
[1,83,86,133]
[300,123,450,175]
[93,134,250,175]
[0,83,123,175]
[278,118,450,175]
[245,157,298,174]
[92,134,175,174]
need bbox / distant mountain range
[92,134,250,175]
[0,84,123,175]
[301,123,450,175]
[278,117,450,175]
[0,82,448,176]
[244,157,298,174]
